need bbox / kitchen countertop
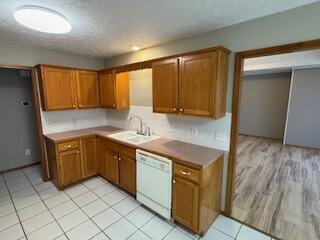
[45,125,225,169]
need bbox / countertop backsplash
[41,108,108,134]
[106,105,231,151]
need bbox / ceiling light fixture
[14,6,72,34]
[131,46,141,51]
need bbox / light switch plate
[25,149,31,156]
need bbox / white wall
[0,41,104,69]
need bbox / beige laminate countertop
[44,126,224,169]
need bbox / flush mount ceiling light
[131,46,141,51]
[14,6,72,34]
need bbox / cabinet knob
[173,107,176,111]
[76,151,80,154]
[113,155,117,159]
[72,104,76,107]
[179,108,184,112]
[112,104,116,107]
[173,179,176,184]
[118,157,121,161]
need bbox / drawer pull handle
[64,144,72,148]
[180,170,191,176]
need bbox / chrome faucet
[129,115,144,135]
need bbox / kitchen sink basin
[107,131,160,145]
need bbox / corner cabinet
[37,65,99,111]
[152,48,229,118]
[99,71,130,109]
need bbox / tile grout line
[2,171,28,239]
[21,169,68,240]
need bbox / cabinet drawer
[174,163,200,183]
[119,145,136,159]
[57,140,80,152]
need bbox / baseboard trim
[285,143,320,151]
[239,133,283,142]
[0,162,41,174]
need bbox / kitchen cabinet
[119,154,136,194]
[103,143,120,184]
[152,58,179,113]
[173,176,199,232]
[45,138,83,187]
[99,71,130,109]
[81,136,97,178]
[98,140,136,194]
[75,70,100,108]
[38,65,76,111]
[152,49,229,118]
[58,149,82,187]
[37,65,99,111]
[46,137,97,188]
[172,157,223,235]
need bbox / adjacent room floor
[0,165,273,240]
[232,135,320,240]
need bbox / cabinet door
[75,70,99,108]
[152,58,179,113]
[115,72,130,109]
[179,52,217,117]
[96,138,105,176]
[173,177,199,232]
[104,147,119,184]
[81,137,97,178]
[119,154,136,194]
[39,66,76,111]
[99,71,116,108]
[58,149,82,186]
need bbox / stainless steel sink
[107,131,160,145]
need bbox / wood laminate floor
[232,135,320,240]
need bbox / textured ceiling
[0,0,318,58]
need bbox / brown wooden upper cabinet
[75,70,99,109]
[38,65,76,111]
[37,65,99,111]
[99,70,130,109]
[152,58,179,113]
[152,49,229,118]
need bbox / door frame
[225,39,320,216]
[0,64,48,180]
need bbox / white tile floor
[0,165,275,240]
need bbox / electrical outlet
[215,132,226,142]
[191,128,198,137]
[25,149,31,156]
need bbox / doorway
[0,65,46,179]
[226,40,320,240]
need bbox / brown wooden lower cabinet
[173,176,199,232]
[45,134,222,236]
[99,139,136,195]
[119,154,136,194]
[103,145,120,184]
[58,149,82,186]
[172,157,223,235]
[81,136,97,178]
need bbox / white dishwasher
[136,149,172,219]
